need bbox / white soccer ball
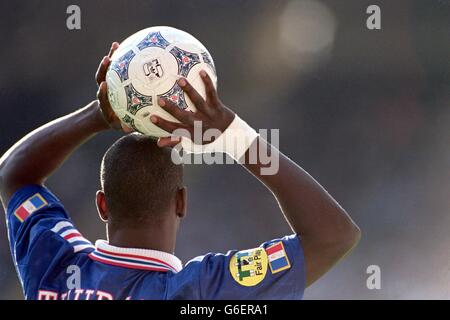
[106,26,217,137]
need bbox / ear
[175,186,187,219]
[96,190,109,222]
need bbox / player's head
[96,133,186,229]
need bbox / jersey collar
[89,240,183,273]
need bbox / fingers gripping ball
[106,26,217,137]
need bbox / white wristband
[180,115,259,162]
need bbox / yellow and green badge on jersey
[229,241,291,286]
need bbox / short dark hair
[100,133,183,227]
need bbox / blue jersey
[6,185,306,300]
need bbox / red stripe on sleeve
[64,232,82,240]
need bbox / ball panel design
[169,46,201,77]
[107,26,218,138]
[136,31,170,50]
[124,84,153,115]
[201,51,216,76]
[122,114,137,131]
[109,50,136,82]
[157,82,189,111]
[128,47,179,95]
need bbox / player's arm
[240,139,360,286]
[152,72,361,287]
[0,43,123,208]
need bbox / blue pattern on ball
[137,32,170,50]
[158,83,187,110]
[125,84,153,115]
[110,50,136,82]
[169,46,201,77]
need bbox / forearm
[243,137,358,241]
[0,100,109,207]
[242,137,360,285]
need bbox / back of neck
[107,223,177,254]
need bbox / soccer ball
[106,26,217,137]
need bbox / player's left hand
[152,70,235,147]
[95,42,133,133]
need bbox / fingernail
[200,70,207,77]
[178,78,186,87]
[102,56,108,64]
[150,116,157,124]
[158,98,165,106]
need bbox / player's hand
[152,70,235,147]
[95,42,132,132]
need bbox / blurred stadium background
[0,0,449,299]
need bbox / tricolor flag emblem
[14,193,47,222]
[265,241,291,274]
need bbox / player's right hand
[95,42,133,133]
[152,71,235,148]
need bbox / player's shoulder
[6,184,94,292]
[185,250,231,267]
[171,234,304,299]
[6,184,83,247]
[185,234,301,268]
